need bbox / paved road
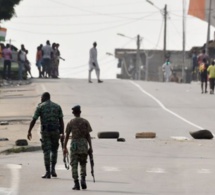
[1,79,215,195]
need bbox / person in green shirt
[27,92,64,179]
[207,61,215,94]
[63,105,93,190]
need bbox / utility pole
[206,0,212,55]
[146,1,167,59]
[136,34,141,80]
[181,0,186,82]
[163,4,167,59]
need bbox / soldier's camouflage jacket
[66,117,92,154]
[33,100,63,128]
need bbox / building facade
[115,48,191,83]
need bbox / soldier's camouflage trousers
[70,153,88,180]
[41,131,60,167]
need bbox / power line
[7,15,162,27]
[66,0,145,8]
[17,11,158,19]
[7,12,158,35]
[45,0,145,20]
[8,19,133,27]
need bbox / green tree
[0,0,22,21]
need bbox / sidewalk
[0,79,41,154]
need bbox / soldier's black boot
[81,176,87,189]
[72,180,80,190]
[51,164,57,177]
[42,165,51,179]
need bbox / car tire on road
[189,129,214,139]
[15,139,28,146]
[97,131,119,139]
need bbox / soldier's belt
[41,124,59,132]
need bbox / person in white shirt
[17,44,27,81]
[162,59,172,82]
[88,42,103,83]
[42,40,53,77]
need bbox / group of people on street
[1,41,104,83]
[0,40,64,81]
[36,40,64,79]
[194,49,215,94]
[27,92,93,191]
[0,43,33,81]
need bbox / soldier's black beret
[72,105,81,112]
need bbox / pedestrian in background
[162,58,172,82]
[207,60,215,94]
[36,45,43,78]
[88,42,103,83]
[192,50,198,72]
[25,50,33,78]
[27,92,64,179]
[197,49,209,67]
[199,58,208,94]
[2,44,12,80]
[0,43,5,59]
[17,44,27,81]
[56,43,60,77]
[63,105,93,190]
[42,40,53,78]
[51,43,58,78]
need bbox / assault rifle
[60,137,70,170]
[88,151,95,182]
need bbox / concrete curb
[0,145,41,155]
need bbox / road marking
[130,81,203,129]
[1,164,22,195]
[102,166,120,172]
[0,188,11,195]
[171,136,190,141]
[197,169,211,174]
[146,168,166,173]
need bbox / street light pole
[136,34,141,80]
[206,0,212,54]
[182,0,186,82]
[163,4,167,59]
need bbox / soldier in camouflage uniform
[63,105,93,190]
[27,92,64,179]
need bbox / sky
[1,0,214,79]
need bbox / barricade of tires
[135,132,156,139]
[15,139,28,146]
[97,131,119,139]
[189,129,213,139]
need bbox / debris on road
[135,132,156,139]
[190,129,214,139]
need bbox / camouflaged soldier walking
[63,105,93,190]
[27,92,64,179]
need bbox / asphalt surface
[1,78,215,195]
